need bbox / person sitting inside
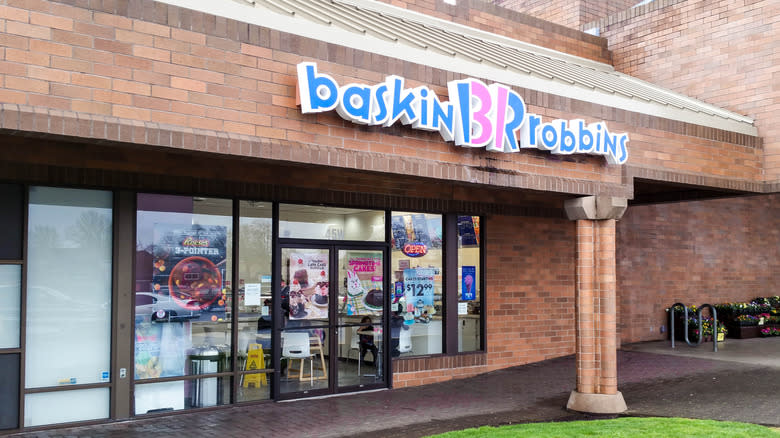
[356,316,378,366]
[390,305,410,357]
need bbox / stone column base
[566,390,627,414]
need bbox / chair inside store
[281,331,314,385]
[399,330,412,354]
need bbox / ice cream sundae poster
[152,224,227,318]
[288,252,329,320]
[461,266,476,301]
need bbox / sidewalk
[11,337,780,437]
[618,337,780,428]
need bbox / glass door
[278,247,331,396]
[277,246,386,398]
[336,249,385,390]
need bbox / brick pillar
[596,219,618,395]
[564,196,627,413]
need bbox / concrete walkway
[11,337,780,437]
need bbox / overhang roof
[160,0,757,136]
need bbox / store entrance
[277,245,387,398]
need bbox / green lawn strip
[427,417,780,438]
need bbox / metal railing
[668,302,718,352]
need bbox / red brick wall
[485,215,576,369]
[578,0,638,29]
[624,125,761,182]
[495,0,637,30]
[596,0,780,182]
[616,194,780,344]
[0,0,764,195]
[374,0,612,62]
[496,0,582,29]
[394,214,577,387]
[0,0,629,193]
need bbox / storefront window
[25,187,113,425]
[0,265,21,349]
[390,212,443,356]
[237,201,273,402]
[24,388,109,427]
[457,216,482,352]
[0,184,23,260]
[279,204,384,241]
[0,184,23,431]
[134,194,232,413]
[0,353,19,429]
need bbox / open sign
[402,242,428,257]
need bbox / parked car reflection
[135,292,201,322]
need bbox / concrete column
[564,196,627,414]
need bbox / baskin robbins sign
[297,62,628,165]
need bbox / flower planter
[701,334,725,343]
[729,325,760,339]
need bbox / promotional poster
[403,268,435,308]
[391,215,408,250]
[152,224,228,318]
[461,266,476,301]
[288,252,329,320]
[458,216,479,247]
[344,253,383,316]
[134,322,190,379]
[392,214,442,249]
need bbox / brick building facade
[495,0,637,30]
[0,0,776,432]
[499,0,780,344]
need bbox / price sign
[403,268,435,306]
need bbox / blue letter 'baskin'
[297,62,629,165]
[297,63,339,113]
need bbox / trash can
[185,346,227,408]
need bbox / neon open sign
[297,62,628,165]
[402,242,428,257]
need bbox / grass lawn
[428,417,780,437]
